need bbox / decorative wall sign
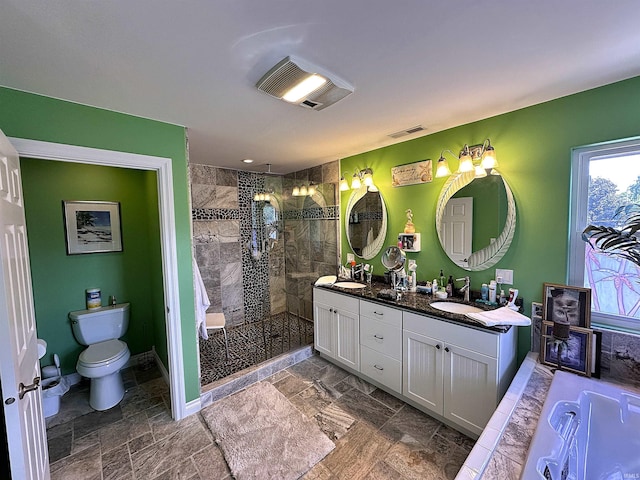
[391,160,432,187]
[63,201,123,254]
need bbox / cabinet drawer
[313,287,359,314]
[403,311,498,358]
[360,346,402,393]
[360,316,402,360]
[360,300,402,327]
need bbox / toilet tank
[69,303,130,345]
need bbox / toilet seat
[78,339,128,367]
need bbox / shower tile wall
[191,161,340,327]
[191,165,245,326]
[284,162,340,321]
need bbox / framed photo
[63,201,123,255]
[541,321,592,376]
[591,330,602,378]
[542,283,591,328]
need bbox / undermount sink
[333,281,367,289]
[430,302,484,314]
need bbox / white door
[441,197,473,267]
[0,130,50,479]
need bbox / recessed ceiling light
[242,159,254,164]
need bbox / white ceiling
[2,1,640,174]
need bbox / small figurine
[404,208,416,233]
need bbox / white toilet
[69,303,131,411]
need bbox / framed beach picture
[541,321,592,376]
[63,201,123,255]
[542,283,591,328]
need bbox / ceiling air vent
[256,56,353,111]
[388,125,426,139]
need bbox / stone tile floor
[47,354,474,479]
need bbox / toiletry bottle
[439,269,446,288]
[447,275,455,297]
[499,289,506,305]
[489,280,497,303]
[433,278,438,294]
[481,283,489,301]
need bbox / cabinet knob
[435,344,441,350]
[374,364,384,371]
[373,311,383,316]
[329,308,334,313]
[445,347,450,353]
[373,334,384,340]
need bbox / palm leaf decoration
[582,204,640,266]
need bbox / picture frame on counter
[542,283,591,328]
[541,321,592,376]
[63,200,123,255]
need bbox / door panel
[0,130,50,480]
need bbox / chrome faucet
[456,276,470,302]
[351,263,364,281]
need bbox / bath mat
[201,381,335,480]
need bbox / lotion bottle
[489,280,497,303]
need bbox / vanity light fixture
[435,139,499,178]
[340,168,375,190]
[291,182,317,197]
[253,190,273,202]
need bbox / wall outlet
[346,253,355,263]
[496,268,513,285]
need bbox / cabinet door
[443,343,498,436]
[314,301,335,358]
[335,307,360,370]
[403,329,443,415]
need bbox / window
[569,137,640,332]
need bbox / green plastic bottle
[439,269,446,288]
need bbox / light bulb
[351,173,361,190]
[435,156,452,178]
[481,145,498,170]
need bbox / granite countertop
[316,280,512,334]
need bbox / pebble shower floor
[198,312,314,386]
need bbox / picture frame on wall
[542,283,591,328]
[541,321,592,376]
[63,201,123,255]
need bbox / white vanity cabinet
[403,311,517,436]
[359,300,402,393]
[313,287,518,438]
[313,288,360,371]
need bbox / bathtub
[521,370,640,480]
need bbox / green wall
[0,87,199,402]
[21,159,162,375]
[340,75,640,362]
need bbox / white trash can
[42,376,69,418]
